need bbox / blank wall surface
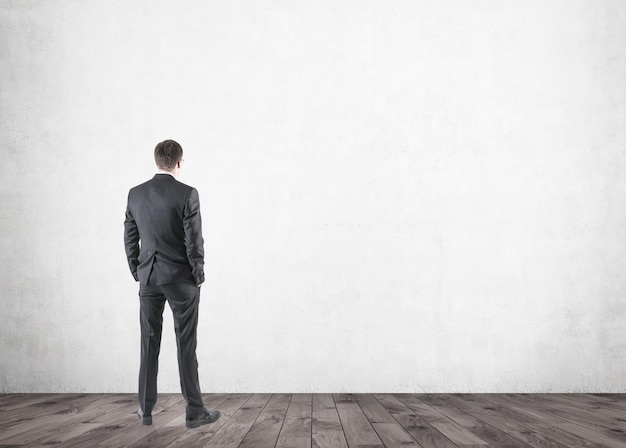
[1,0,625,393]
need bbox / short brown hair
[154,139,183,170]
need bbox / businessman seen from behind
[124,139,220,428]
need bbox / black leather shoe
[137,410,152,425]
[186,409,221,428]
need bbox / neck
[158,169,177,177]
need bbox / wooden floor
[1,393,625,448]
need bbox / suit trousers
[138,281,204,419]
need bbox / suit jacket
[124,173,205,286]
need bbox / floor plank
[408,394,528,448]
[239,394,291,448]
[480,393,626,448]
[431,393,571,448]
[276,393,312,448]
[204,393,272,447]
[384,394,489,446]
[312,394,348,448]
[477,393,608,448]
[334,393,383,447]
[165,393,252,448]
[0,394,98,445]
[376,394,460,448]
[1,393,625,448]
[23,394,133,446]
[129,394,230,448]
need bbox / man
[124,139,220,428]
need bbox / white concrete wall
[1,0,625,393]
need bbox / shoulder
[171,177,194,190]
[172,179,198,197]
[128,178,152,196]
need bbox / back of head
[154,140,183,170]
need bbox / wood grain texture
[276,393,312,448]
[166,393,252,448]
[0,393,625,447]
[204,393,271,448]
[385,394,488,446]
[312,394,348,448]
[333,394,383,447]
[239,393,291,448]
[375,394,460,448]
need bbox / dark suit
[124,173,206,419]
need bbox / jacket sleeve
[183,187,205,286]
[124,194,140,281]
